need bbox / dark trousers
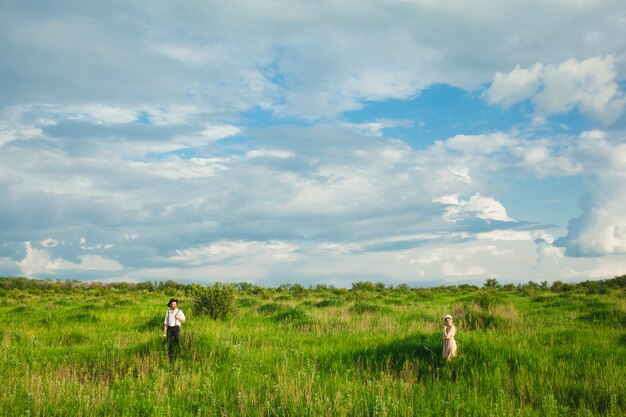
[166,325,181,361]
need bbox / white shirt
[164,308,185,327]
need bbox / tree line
[1,274,624,295]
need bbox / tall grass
[1,288,624,416]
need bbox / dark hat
[167,298,178,307]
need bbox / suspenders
[167,309,179,327]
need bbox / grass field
[1,280,625,416]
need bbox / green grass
[1,287,625,416]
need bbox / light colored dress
[442,324,457,361]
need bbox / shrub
[238,297,258,307]
[551,280,574,293]
[316,298,344,308]
[453,304,507,330]
[475,289,500,310]
[290,283,306,300]
[351,281,386,292]
[411,288,434,300]
[257,303,285,315]
[272,307,310,323]
[252,287,272,300]
[192,282,237,320]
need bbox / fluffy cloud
[485,56,626,124]
[4,107,624,282]
[2,1,626,284]
[2,1,626,119]
[19,242,122,276]
[171,240,300,265]
[484,64,544,109]
[435,193,514,223]
[554,131,626,256]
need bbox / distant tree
[251,286,272,299]
[314,284,329,292]
[157,280,187,295]
[550,280,564,292]
[458,284,480,292]
[484,278,501,289]
[351,281,377,292]
[236,282,256,292]
[135,281,155,292]
[526,281,540,289]
[290,283,306,299]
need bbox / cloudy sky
[1,0,626,286]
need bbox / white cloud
[19,242,123,276]
[245,149,293,160]
[132,157,229,180]
[3,1,625,119]
[435,193,514,222]
[441,263,487,277]
[536,56,625,123]
[171,240,300,265]
[140,106,202,126]
[200,124,242,142]
[485,56,626,124]
[442,132,517,155]
[554,130,626,256]
[4,101,625,283]
[1,0,625,284]
[450,167,473,185]
[339,119,414,137]
[41,238,60,247]
[151,43,223,66]
[477,230,534,241]
[80,237,114,250]
[317,242,362,254]
[484,63,543,109]
[79,105,138,124]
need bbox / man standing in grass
[163,298,186,361]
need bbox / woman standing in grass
[442,314,457,361]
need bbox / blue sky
[1,0,626,286]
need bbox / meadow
[0,277,625,416]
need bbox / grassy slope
[1,288,625,416]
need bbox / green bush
[475,289,500,310]
[456,305,507,330]
[192,282,237,320]
[316,298,344,308]
[272,307,314,328]
[272,307,310,323]
[290,283,306,300]
[258,302,285,315]
[237,297,258,307]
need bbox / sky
[1,0,626,287]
